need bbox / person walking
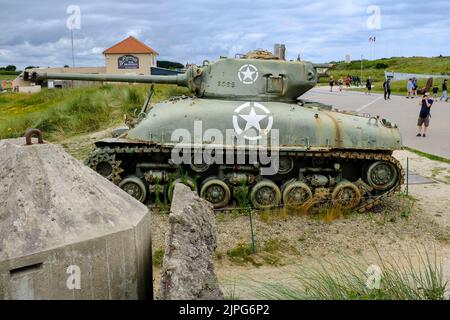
[416,92,434,137]
[345,75,351,89]
[440,79,447,102]
[406,79,413,98]
[383,78,391,100]
[365,77,372,95]
[338,78,343,93]
[329,77,334,92]
[412,78,418,97]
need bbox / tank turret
[25,56,323,102]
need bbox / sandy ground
[394,150,450,228]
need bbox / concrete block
[0,137,152,299]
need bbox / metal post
[248,209,256,254]
[406,157,409,196]
[70,28,75,88]
[360,54,363,86]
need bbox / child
[432,86,439,99]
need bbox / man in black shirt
[366,77,372,95]
[440,79,447,102]
[417,92,433,137]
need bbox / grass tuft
[253,247,448,300]
[227,243,256,265]
[152,248,165,267]
[404,147,450,164]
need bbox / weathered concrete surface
[0,138,152,299]
[160,183,223,300]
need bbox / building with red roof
[103,36,159,75]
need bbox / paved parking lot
[301,86,450,158]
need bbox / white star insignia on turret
[238,64,259,84]
[240,66,256,81]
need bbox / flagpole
[360,54,363,84]
[372,37,376,60]
[368,36,376,61]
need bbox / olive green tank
[25,50,404,211]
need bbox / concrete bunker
[0,136,152,299]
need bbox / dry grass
[253,247,448,300]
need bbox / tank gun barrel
[23,70,190,86]
[22,58,333,102]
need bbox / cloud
[0,0,449,69]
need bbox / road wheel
[119,175,147,203]
[282,181,313,208]
[250,179,281,209]
[331,181,361,210]
[200,178,231,209]
[364,161,398,190]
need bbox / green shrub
[227,243,255,265]
[375,63,389,69]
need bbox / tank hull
[126,98,402,151]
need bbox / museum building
[103,36,159,75]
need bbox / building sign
[118,55,139,69]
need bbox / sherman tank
[25,50,404,212]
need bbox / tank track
[85,145,404,213]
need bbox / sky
[0,0,449,70]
